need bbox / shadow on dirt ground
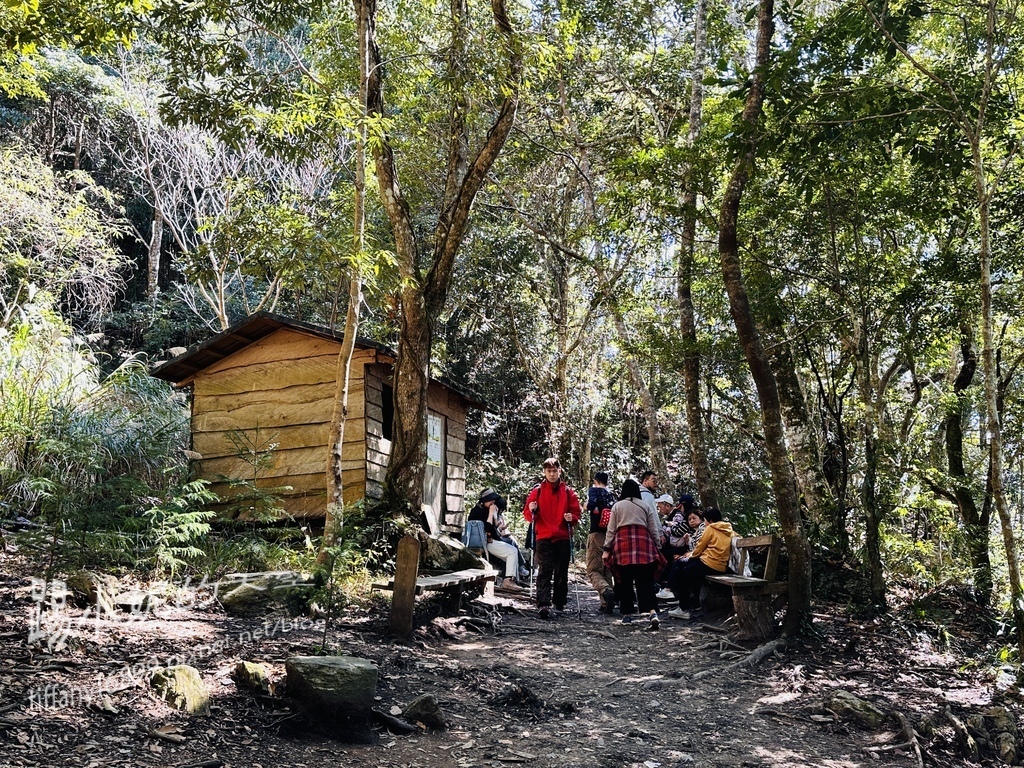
[0,560,1018,768]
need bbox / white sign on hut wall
[426,413,443,468]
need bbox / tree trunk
[944,324,992,603]
[853,310,887,608]
[147,209,163,302]
[386,291,432,516]
[319,0,370,566]
[677,0,717,509]
[861,432,886,607]
[976,145,1024,661]
[768,333,833,529]
[716,0,811,636]
[748,251,835,536]
[368,0,521,517]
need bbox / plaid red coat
[610,524,660,566]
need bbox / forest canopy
[2,0,1024,653]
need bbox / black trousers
[535,538,570,609]
[669,557,718,609]
[616,562,658,615]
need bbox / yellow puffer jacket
[690,521,735,572]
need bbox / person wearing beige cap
[468,489,523,592]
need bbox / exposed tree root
[864,712,925,768]
[693,638,786,680]
[372,708,417,734]
[945,706,980,762]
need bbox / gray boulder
[825,689,887,729]
[985,706,1018,764]
[217,571,315,617]
[419,534,490,573]
[232,661,271,695]
[66,571,118,615]
[286,655,378,738]
[113,590,161,615]
[403,693,447,730]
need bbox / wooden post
[762,534,781,580]
[390,536,421,638]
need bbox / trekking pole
[568,519,581,619]
[529,513,536,600]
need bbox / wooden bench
[372,536,496,638]
[706,534,787,639]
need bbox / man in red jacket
[523,457,581,619]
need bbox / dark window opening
[382,383,395,441]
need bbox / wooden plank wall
[190,328,374,519]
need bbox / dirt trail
[0,567,1010,768]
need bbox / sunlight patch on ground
[758,690,802,705]
[908,630,958,667]
[753,745,866,767]
[942,685,992,706]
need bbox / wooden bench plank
[736,534,778,548]
[372,568,495,594]
[707,574,787,596]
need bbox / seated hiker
[655,496,699,600]
[493,495,530,581]
[468,489,523,592]
[666,506,733,619]
[680,504,706,554]
[657,494,687,561]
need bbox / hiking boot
[602,588,616,611]
[500,578,523,592]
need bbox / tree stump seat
[705,534,786,640]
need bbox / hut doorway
[423,411,446,523]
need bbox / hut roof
[150,311,490,410]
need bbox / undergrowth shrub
[0,301,209,575]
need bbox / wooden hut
[151,312,484,529]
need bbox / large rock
[286,656,378,739]
[403,693,447,730]
[217,571,315,617]
[113,590,162,615]
[232,661,271,695]
[419,534,490,573]
[986,706,1018,764]
[150,666,209,715]
[825,690,887,729]
[66,571,118,615]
